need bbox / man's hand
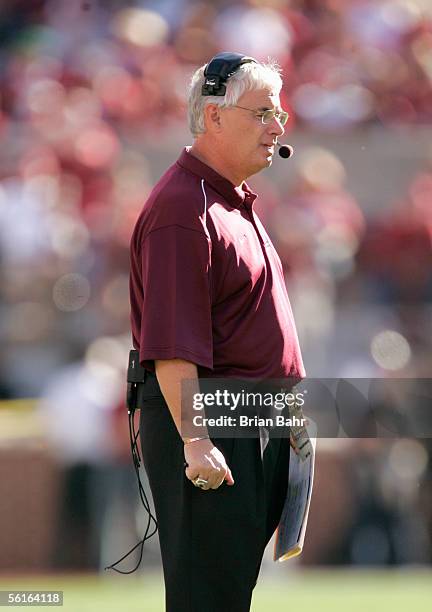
[184,438,235,491]
[154,359,234,490]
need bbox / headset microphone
[277,143,294,159]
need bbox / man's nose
[268,116,285,137]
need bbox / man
[129,52,305,612]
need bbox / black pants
[139,372,290,612]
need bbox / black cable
[104,384,158,574]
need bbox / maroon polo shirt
[129,147,305,380]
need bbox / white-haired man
[129,52,305,611]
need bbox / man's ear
[204,103,222,133]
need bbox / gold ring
[193,477,209,489]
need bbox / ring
[193,477,209,489]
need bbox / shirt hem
[140,346,213,370]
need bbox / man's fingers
[224,467,234,486]
[184,442,234,489]
[185,464,220,489]
[186,464,234,490]
[209,465,227,489]
[211,478,225,490]
[206,466,222,489]
[208,464,235,489]
[185,466,198,481]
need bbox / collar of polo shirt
[177,147,257,210]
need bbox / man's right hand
[154,359,234,490]
[184,438,235,490]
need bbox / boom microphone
[277,143,294,159]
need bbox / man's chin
[248,154,273,176]
[262,149,274,166]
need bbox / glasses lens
[262,110,289,125]
[279,111,289,126]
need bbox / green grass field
[0,570,431,611]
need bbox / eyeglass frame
[229,105,289,126]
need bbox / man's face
[218,87,285,181]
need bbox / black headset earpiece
[202,52,257,97]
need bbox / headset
[202,52,257,96]
[201,51,293,159]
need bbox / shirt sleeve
[138,225,213,370]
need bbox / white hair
[187,59,283,136]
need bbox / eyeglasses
[231,105,289,126]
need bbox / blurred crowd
[0,0,432,571]
[0,0,430,389]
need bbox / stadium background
[0,0,432,610]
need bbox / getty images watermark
[180,377,432,439]
[191,388,306,429]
